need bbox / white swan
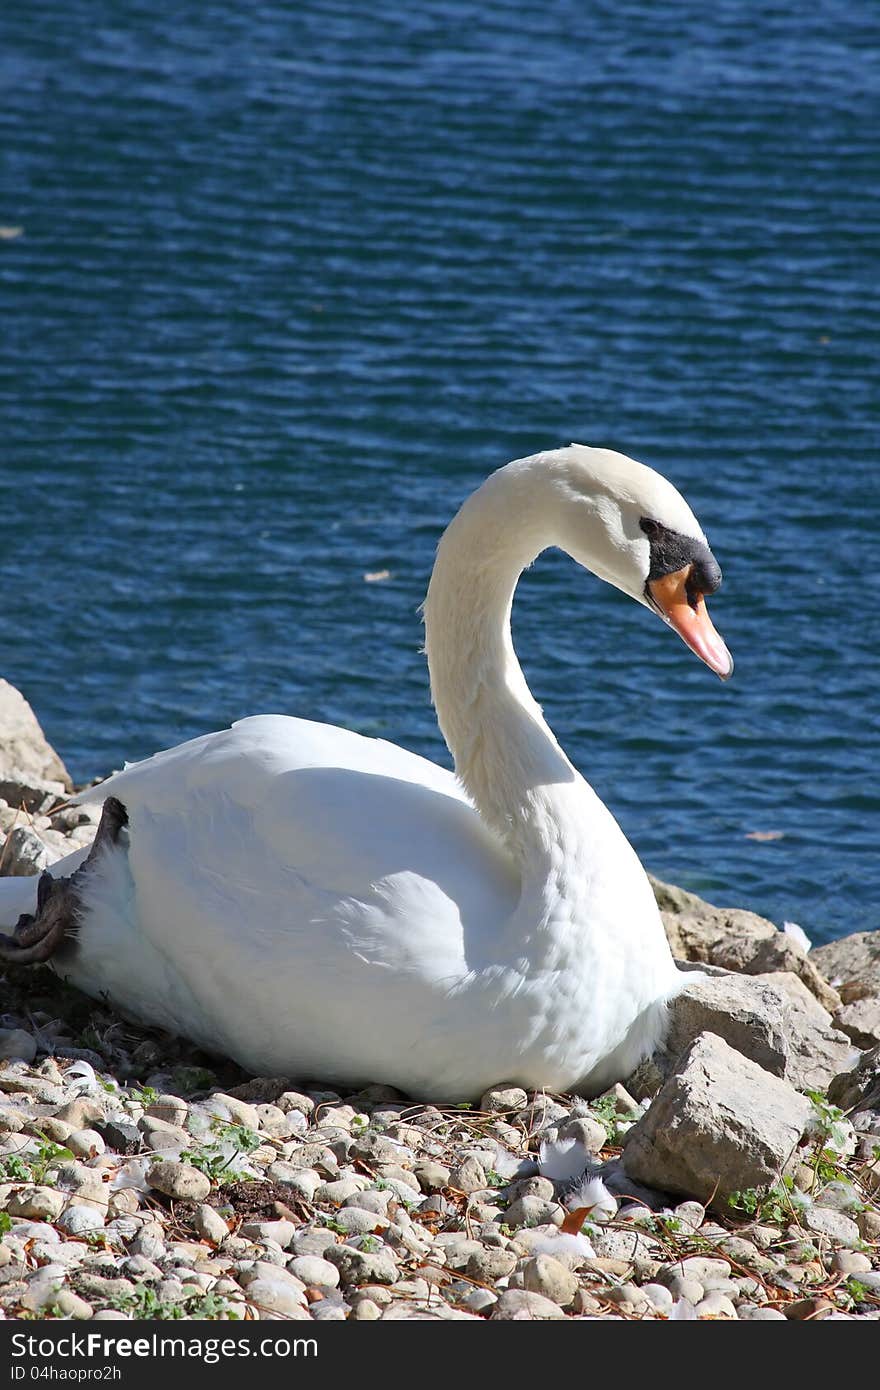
[0,445,732,1100]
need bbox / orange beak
[560,1207,593,1235]
[648,565,733,680]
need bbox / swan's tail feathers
[0,797,128,965]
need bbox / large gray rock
[751,972,857,1093]
[0,679,71,812]
[623,1033,811,1210]
[651,876,840,1012]
[667,973,789,1076]
[629,970,854,1098]
[812,932,880,1004]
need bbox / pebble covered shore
[1,680,879,1321]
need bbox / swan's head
[545,444,733,680]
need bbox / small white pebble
[694,1292,738,1319]
[641,1282,674,1313]
[67,1128,106,1158]
[57,1203,106,1236]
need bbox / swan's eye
[639,518,662,540]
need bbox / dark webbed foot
[0,873,80,963]
[0,796,128,965]
[94,796,128,849]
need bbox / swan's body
[0,446,732,1099]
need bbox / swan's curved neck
[424,459,586,870]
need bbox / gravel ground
[2,961,879,1322]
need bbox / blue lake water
[1,1,878,943]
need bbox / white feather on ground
[491,1142,534,1180]
[527,1228,596,1261]
[62,1060,99,1096]
[563,1174,618,1223]
[110,1158,151,1192]
[537,1135,590,1183]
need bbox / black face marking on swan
[639,517,722,606]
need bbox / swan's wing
[78,714,471,812]
[76,715,519,985]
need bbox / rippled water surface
[1,2,878,942]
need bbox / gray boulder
[651,875,840,1012]
[751,971,858,1093]
[623,1032,811,1210]
[0,679,71,813]
[628,969,853,1098]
